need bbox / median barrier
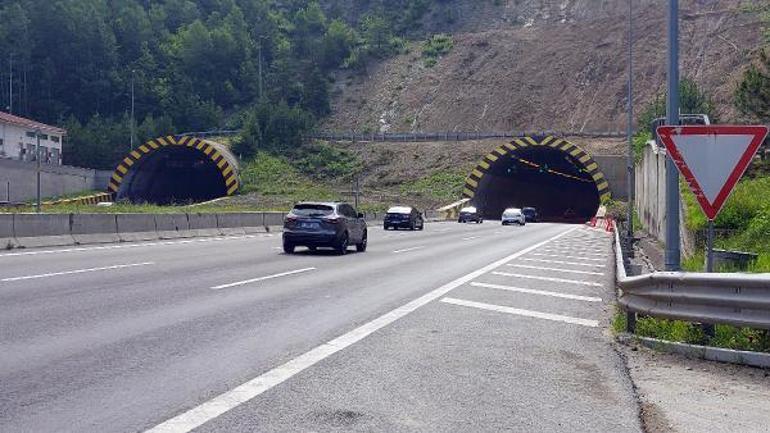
[13,213,74,248]
[116,214,159,242]
[263,212,285,229]
[240,213,265,234]
[71,214,119,244]
[0,214,16,249]
[216,213,247,236]
[187,213,220,237]
[155,214,191,239]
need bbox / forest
[0,0,438,168]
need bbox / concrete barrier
[71,214,119,244]
[155,214,191,239]
[216,213,247,236]
[13,213,74,248]
[240,213,265,234]
[0,214,16,249]
[187,213,220,237]
[116,214,158,242]
[263,212,285,229]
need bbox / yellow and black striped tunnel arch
[107,135,240,198]
[463,135,611,202]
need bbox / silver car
[501,208,526,226]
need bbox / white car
[501,208,526,226]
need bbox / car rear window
[292,204,334,217]
[460,207,477,213]
[387,206,412,214]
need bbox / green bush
[293,143,363,180]
[422,33,453,66]
[401,169,467,202]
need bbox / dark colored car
[283,202,367,255]
[522,207,539,222]
[384,206,424,230]
[458,206,483,224]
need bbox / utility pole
[8,54,13,114]
[665,0,681,271]
[258,43,264,100]
[35,128,41,213]
[130,70,136,151]
[626,0,635,238]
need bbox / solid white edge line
[440,297,599,327]
[0,235,265,258]
[1,262,155,282]
[143,226,578,433]
[491,271,603,287]
[211,267,316,290]
[462,236,481,241]
[393,246,425,254]
[470,282,602,302]
[505,263,605,276]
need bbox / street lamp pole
[130,70,136,151]
[665,0,681,271]
[35,128,41,213]
[626,0,635,238]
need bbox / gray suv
[283,202,367,255]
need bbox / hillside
[323,0,762,132]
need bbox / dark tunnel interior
[117,146,227,205]
[472,147,600,222]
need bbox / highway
[0,221,642,433]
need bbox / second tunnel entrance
[463,137,610,222]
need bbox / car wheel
[418,220,424,231]
[410,222,415,231]
[283,242,295,254]
[356,231,368,252]
[336,233,349,255]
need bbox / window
[51,136,60,143]
[26,131,36,138]
[40,134,49,141]
[339,204,356,218]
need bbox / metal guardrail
[614,223,770,330]
[308,130,629,142]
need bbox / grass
[400,169,467,203]
[422,34,453,67]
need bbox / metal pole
[354,176,360,210]
[626,0,635,238]
[665,0,681,271]
[35,128,41,213]
[130,70,135,151]
[706,220,714,272]
[8,54,13,114]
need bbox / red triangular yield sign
[656,125,768,220]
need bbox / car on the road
[501,208,526,226]
[522,207,539,223]
[458,206,483,224]
[283,202,367,255]
[384,206,424,230]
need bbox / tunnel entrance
[463,136,610,223]
[108,136,240,205]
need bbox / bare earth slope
[324,0,761,132]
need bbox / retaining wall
[0,158,112,203]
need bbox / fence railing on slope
[306,130,628,142]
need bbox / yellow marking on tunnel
[540,136,554,146]
[466,178,479,188]
[479,161,490,170]
[227,184,239,195]
[138,145,150,154]
[494,146,507,156]
[217,158,227,169]
[486,153,499,162]
[585,162,599,172]
[463,187,475,197]
[111,172,123,183]
[122,157,135,167]
[471,169,484,178]
[156,137,169,146]
[130,150,141,159]
[226,175,238,187]
[525,137,539,146]
[569,147,582,157]
[194,141,205,150]
[166,136,177,145]
[211,150,223,162]
[592,173,606,183]
[108,182,119,192]
[178,136,190,146]
[147,140,160,149]
[514,138,528,148]
[222,165,233,177]
[203,146,214,156]
[504,142,517,151]
[549,139,563,148]
[579,154,591,164]
[117,165,128,175]
[596,180,609,190]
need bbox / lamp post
[130,69,136,151]
[665,0,681,271]
[626,0,635,238]
[35,128,41,213]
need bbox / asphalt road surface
[0,221,642,433]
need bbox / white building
[0,111,67,165]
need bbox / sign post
[656,125,769,271]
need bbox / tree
[735,50,770,122]
[638,77,717,134]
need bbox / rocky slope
[323,0,762,132]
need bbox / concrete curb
[1,214,16,249]
[116,214,159,243]
[71,214,119,244]
[617,333,770,369]
[13,214,74,248]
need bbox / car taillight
[285,215,297,223]
[325,217,340,224]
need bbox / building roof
[0,111,67,135]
